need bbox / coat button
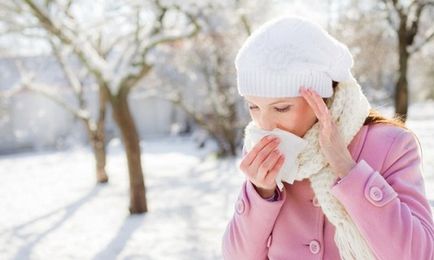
[369,186,383,202]
[312,196,321,207]
[309,240,321,254]
[235,199,245,214]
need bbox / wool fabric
[235,16,353,98]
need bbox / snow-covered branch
[23,82,90,121]
[14,60,90,121]
[409,26,434,53]
[143,10,200,55]
[49,40,83,98]
[115,5,202,96]
[22,0,109,85]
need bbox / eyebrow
[245,99,291,106]
[269,100,291,105]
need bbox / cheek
[298,104,317,125]
[287,105,315,123]
[297,105,318,131]
[279,106,317,136]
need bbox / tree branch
[240,13,251,36]
[407,1,427,43]
[50,41,81,94]
[0,84,24,100]
[157,90,212,133]
[390,0,404,13]
[13,60,89,121]
[116,6,201,96]
[22,0,110,88]
[380,0,399,30]
[49,39,89,111]
[150,0,168,36]
[407,1,434,53]
[409,26,434,53]
[117,64,152,97]
[23,82,89,121]
[143,8,201,56]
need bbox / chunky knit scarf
[243,76,376,260]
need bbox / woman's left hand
[299,86,356,179]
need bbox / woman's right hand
[239,135,286,199]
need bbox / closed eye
[248,105,291,113]
[275,106,291,112]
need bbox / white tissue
[243,124,308,191]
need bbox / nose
[258,114,276,131]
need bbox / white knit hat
[235,16,354,98]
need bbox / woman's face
[244,95,318,137]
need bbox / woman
[222,16,434,260]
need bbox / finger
[300,87,322,119]
[307,89,331,120]
[240,135,277,168]
[302,87,332,126]
[306,88,327,121]
[257,149,281,180]
[265,155,285,181]
[308,89,335,131]
[250,139,280,171]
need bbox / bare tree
[380,0,434,121]
[331,1,397,102]
[150,1,269,157]
[10,43,110,184]
[1,0,200,213]
[162,33,244,157]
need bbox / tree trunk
[220,125,237,157]
[112,91,148,214]
[227,102,239,157]
[227,139,237,157]
[94,87,109,183]
[395,33,409,122]
[214,127,237,158]
[92,137,108,183]
[84,121,108,184]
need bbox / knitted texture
[242,76,376,260]
[235,16,353,98]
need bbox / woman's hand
[239,135,285,198]
[300,86,356,178]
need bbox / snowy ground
[0,103,433,260]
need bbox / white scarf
[243,76,376,260]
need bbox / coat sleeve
[222,180,286,260]
[331,130,434,260]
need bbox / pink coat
[222,124,434,260]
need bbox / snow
[0,103,433,260]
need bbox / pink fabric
[222,124,434,260]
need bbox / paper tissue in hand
[242,122,308,191]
